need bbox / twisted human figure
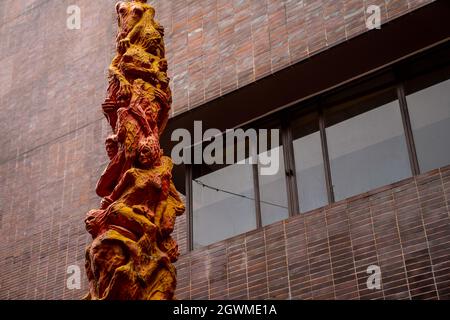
[84,0,184,300]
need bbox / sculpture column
[83,0,185,300]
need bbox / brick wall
[154,0,435,115]
[175,166,450,300]
[0,0,441,300]
[0,0,115,299]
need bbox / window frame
[185,44,450,252]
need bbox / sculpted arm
[109,55,126,83]
[96,151,125,198]
[108,169,135,202]
[99,169,134,209]
[108,54,132,98]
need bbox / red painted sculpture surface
[84,0,185,300]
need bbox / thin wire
[193,179,288,210]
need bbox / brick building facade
[1,0,449,300]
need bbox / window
[292,112,329,213]
[185,45,450,251]
[406,77,450,173]
[192,162,256,249]
[325,91,412,201]
[258,145,289,226]
[191,128,288,248]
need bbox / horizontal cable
[193,179,288,210]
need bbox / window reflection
[291,112,329,213]
[407,78,450,173]
[193,163,256,249]
[258,146,289,226]
[293,131,328,212]
[326,94,412,201]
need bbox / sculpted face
[115,1,146,35]
[106,142,118,160]
[105,135,119,160]
[138,135,162,168]
[85,209,103,238]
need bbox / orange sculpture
[84,0,184,300]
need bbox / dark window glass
[407,78,450,172]
[325,90,412,201]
